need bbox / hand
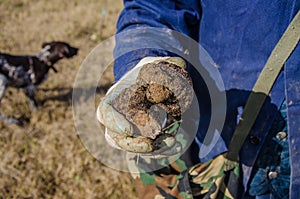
[97,57,193,154]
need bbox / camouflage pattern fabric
[127,137,192,199]
[126,115,242,199]
[128,100,288,199]
[189,154,242,199]
[128,152,242,199]
[132,157,192,199]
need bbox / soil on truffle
[112,61,193,139]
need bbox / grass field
[0,0,138,198]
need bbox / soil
[137,61,193,115]
[112,61,193,139]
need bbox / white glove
[97,57,192,154]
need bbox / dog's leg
[0,74,23,125]
[23,85,38,110]
[0,74,7,100]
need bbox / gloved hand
[97,57,193,154]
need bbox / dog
[0,41,78,125]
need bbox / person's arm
[97,0,201,154]
[113,0,201,81]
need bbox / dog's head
[40,41,78,65]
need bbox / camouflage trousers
[127,101,290,199]
[127,142,243,199]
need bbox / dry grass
[0,0,138,198]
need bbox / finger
[105,129,154,153]
[153,134,176,150]
[158,142,182,157]
[104,128,123,150]
[145,141,182,158]
[97,97,133,136]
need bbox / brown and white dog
[0,41,78,125]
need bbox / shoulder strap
[227,11,300,161]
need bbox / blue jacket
[113,0,300,198]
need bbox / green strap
[227,11,300,162]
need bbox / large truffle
[112,60,193,139]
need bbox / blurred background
[0,0,138,198]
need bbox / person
[98,1,300,198]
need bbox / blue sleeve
[113,0,201,81]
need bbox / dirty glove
[97,57,193,154]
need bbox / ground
[0,0,138,198]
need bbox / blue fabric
[249,100,290,199]
[114,0,300,198]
